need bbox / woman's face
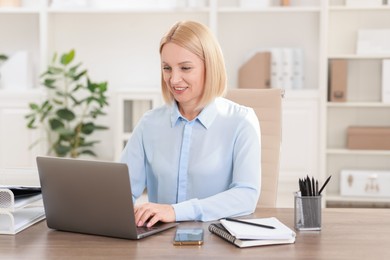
[161,42,205,112]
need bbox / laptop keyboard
[136,226,159,235]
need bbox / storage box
[239,52,271,89]
[347,126,390,150]
[345,0,383,7]
[240,0,271,8]
[382,59,390,103]
[329,59,348,102]
[357,29,390,55]
[0,0,21,7]
[340,169,390,197]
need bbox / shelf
[47,7,210,14]
[328,54,390,59]
[330,6,390,11]
[326,194,390,203]
[326,2,390,210]
[0,0,365,209]
[327,102,390,108]
[218,6,321,13]
[326,149,390,156]
[0,8,40,14]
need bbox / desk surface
[1,208,389,259]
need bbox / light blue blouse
[120,97,261,222]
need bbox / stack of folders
[0,186,45,235]
[208,217,296,248]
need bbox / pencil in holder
[294,192,322,231]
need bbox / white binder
[0,188,45,235]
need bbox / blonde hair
[159,21,227,108]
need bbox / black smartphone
[173,228,204,246]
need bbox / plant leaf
[73,70,87,81]
[69,94,80,105]
[60,49,75,66]
[53,99,64,105]
[94,125,109,130]
[56,108,75,121]
[80,122,94,135]
[90,108,106,118]
[40,104,53,122]
[68,62,82,76]
[72,84,84,93]
[56,90,66,97]
[0,54,8,61]
[97,81,108,92]
[79,150,97,157]
[53,143,71,157]
[79,140,100,147]
[29,103,39,110]
[43,78,56,88]
[27,118,36,129]
[47,66,63,75]
[55,127,75,138]
[49,118,64,130]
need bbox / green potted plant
[25,49,109,158]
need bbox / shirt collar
[170,99,218,129]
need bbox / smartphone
[173,228,204,246]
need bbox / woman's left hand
[134,202,176,227]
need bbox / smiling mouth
[173,86,188,91]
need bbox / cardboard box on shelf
[0,0,20,7]
[347,126,390,150]
[329,59,348,102]
[239,52,271,89]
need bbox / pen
[311,177,316,196]
[307,176,312,196]
[225,217,275,229]
[319,175,332,195]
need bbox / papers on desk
[221,217,295,240]
[209,217,296,248]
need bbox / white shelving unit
[215,1,324,207]
[6,0,379,207]
[325,0,390,207]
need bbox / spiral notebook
[208,218,295,248]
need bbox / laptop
[36,156,178,239]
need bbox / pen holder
[294,193,322,231]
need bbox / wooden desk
[1,208,389,259]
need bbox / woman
[120,20,261,228]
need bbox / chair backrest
[225,88,282,208]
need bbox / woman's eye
[182,67,192,71]
[162,66,171,71]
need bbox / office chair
[226,88,283,208]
